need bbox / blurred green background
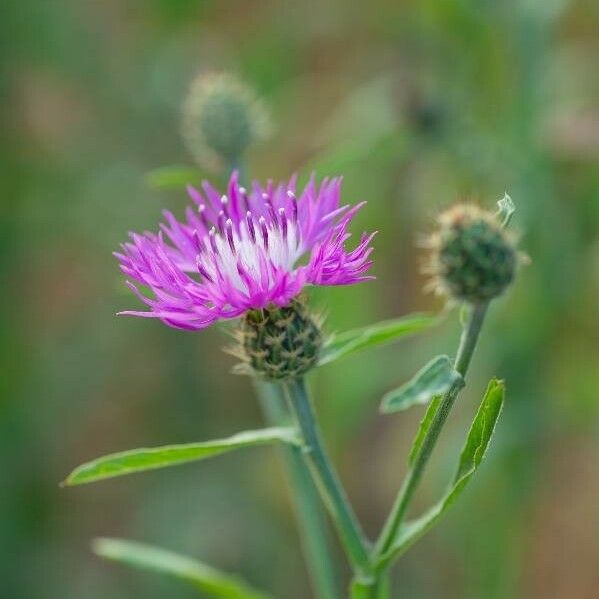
[2,1,598,597]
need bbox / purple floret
[115,172,375,330]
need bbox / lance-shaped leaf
[380,355,463,414]
[64,427,299,486]
[318,313,438,366]
[93,538,271,599]
[378,379,505,566]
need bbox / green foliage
[379,379,505,565]
[93,538,271,599]
[64,427,299,485]
[318,313,438,366]
[380,355,463,413]
[145,165,204,190]
[455,379,505,480]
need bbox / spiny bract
[232,298,322,380]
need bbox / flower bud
[182,72,270,170]
[426,204,517,303]
[231,298,322,380]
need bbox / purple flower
[115,172,375,330]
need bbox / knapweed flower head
[182,72,270,170]
[424,203,517,304]
[116,172,375,333]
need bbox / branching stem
[374,302,489,567]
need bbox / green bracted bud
[182,72,270,170]
[231,299,323,381]
[426,204,518,304]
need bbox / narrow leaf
[93,538,271,599]
[496,192,516,228]
[145,165,203,190]
[380,355,463,414]
[455,378,505,481]
[318,313,438,366]
[408,395,442,466]
[64,427,299,486]
[380,379,505,564]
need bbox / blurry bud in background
[229,297,323,381]
[424,204,518,304]
[182,72,271,171]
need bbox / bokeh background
[2,1,598,597]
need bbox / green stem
[374,302,489,564]
[234,161,340,597]
[284,378,372,577]
[350,572,391,599]
[254,381,340,599]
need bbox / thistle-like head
[425,204,518,304]
[116,173,375,331]
[182,72,270,170]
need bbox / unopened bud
[426,204,518,304]
[182,72,270,170]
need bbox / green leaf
[408,395,442,466]
[318,313,438,366]
[454,378,504,480]
[93,538,271,599]
[380,379,505,565]
[496,192,516,228]
[64,427,299,486]
[380,355,463,414]
[145,165,203,190]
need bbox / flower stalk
[229,163,341,597]
[254,380,340,599]
[284,378,373,578]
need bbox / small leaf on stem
[455,378,504,480]
[380,355,463,414]
[379,378,505,564]
[318,313,438,366]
